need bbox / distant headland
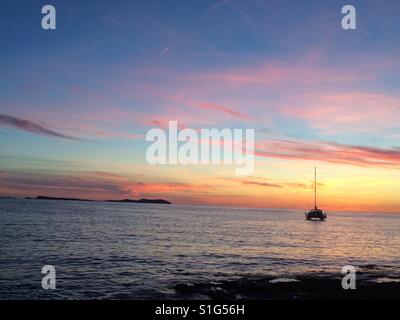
[24,195,171,205]
[106,198,171,204]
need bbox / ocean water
[0,199,399,299]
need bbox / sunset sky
[1,0,400,212]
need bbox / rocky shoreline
[174,272,400,300]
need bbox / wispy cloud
[0,114,85,141]
[0,169,212,200]
[240,177,320,189]
[280,92,400,133]
[205,0,231,15]
[0,170,126,196]
[198,103,252,120]
[256,139,400,168]
[160,47,171,56]
[241,180,282,188]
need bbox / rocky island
[30,196,171,204]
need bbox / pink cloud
[255,139,400,168]
[199,59,381,89]
[0,169,213,201]
[280,92,400,132]
[198,103,252,120]
[7,50,399,140]
[135,85,253,123]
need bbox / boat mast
[314,166,317,210]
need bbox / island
[30,195,171,204]
[106,199,171,204]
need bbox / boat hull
[305,209,327,221]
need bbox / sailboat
[305,166,327,221]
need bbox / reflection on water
[0,199,399,299]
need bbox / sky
[1,0,400,212]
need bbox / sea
[0,199,399,299]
